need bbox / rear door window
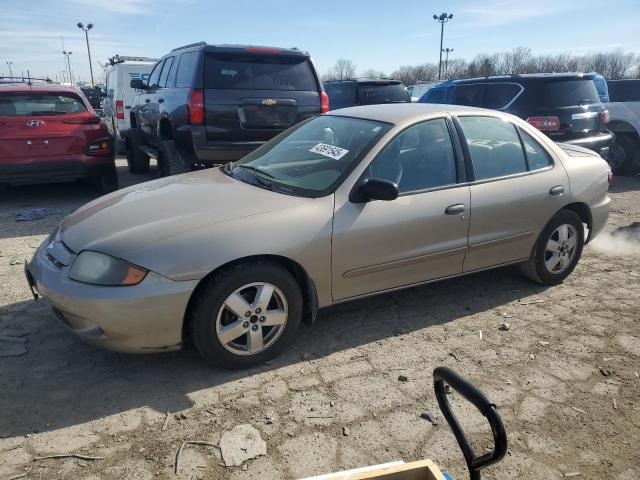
[204,53,317,91]
[147,60,164,88]
[454,84,484,107]
[540,80,599,106]
[483,83,522,109]
[0,93,87,116]
[458,116,528,180]
[356,83,410,104]
[520,130,553,170]
[159,56,175,87]
[175,51,199,88]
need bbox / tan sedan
[26,104,611,368]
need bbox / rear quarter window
[175,51,200,88]
[483,83,522,109]
[204,53,317,91]
[454,84,484,107]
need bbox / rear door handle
[445,204,466,215]
[549,185,565,196]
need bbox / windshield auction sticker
[309,143,349,160]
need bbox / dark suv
[126,42,328,175]
[419,73,617,167]
[324,79,411,110]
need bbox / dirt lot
[1,159,639,480]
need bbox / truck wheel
[125,128,150,174]
[615,135,640,176]
[99,165,119,194]
[519,210,584,286]
[160,139,191,176]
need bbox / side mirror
[352,178,399,202]
[130,78,147,90]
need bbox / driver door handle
[445,204,466,215]
[549,185,565,196]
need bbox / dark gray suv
[126,42,328,175]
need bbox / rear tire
[615,134,640,176]
[125,128,150,174]
[160,139,191,176]
[189,261,303,369]
[519,210,584,285]
[99,165,119,194]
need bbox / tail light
[86,138,111,155]
[320,91,329,113]
[608,169,613,184]
[115,100,124,120]
[63,115,101,125]
[188,89,204,125]
[527,116,560,132]
[601,109,610,124]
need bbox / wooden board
[301,459,447,480]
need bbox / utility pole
[433,13,453,80]
[63,51,73,84]
[77,22,95,85]
[5,61,13,77]
[442,48,454,79]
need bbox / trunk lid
[203,51,320,143]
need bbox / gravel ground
[1,159,639,480]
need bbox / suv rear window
[540,80,599,107]
[0,93,87,116]
[324,83,356,109]
[204,53,317,91]
[357,83,410,104]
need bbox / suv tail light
[115,100,124,120]
[188,89,204,125]
[601,109,610,124]
[86,138,111,155]
[320,91,329,113]
[527,116,560,132]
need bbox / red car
[0,80,117,192]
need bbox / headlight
[69,251,148,286]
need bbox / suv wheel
[160,140,191,176]
[125,128,150,174]
[519,210,584,285]
[189,260,303,369]
[615,134,640,176]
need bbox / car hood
[61,168,304,260]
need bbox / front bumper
[26,238,198,353]
[588,196,611,243]
[0,156,114,186]
[560,132,615,159]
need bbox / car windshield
[0,93,87,116]
[228,115,390,197]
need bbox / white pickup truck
[606,79,640,175]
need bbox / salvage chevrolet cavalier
[26,104,611,368]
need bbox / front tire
[189,261,303,369]
[125,128,150,173]
[519,210,584,285]
[160,139,191,176]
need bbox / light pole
[77,22,95,85]
[442,48,454,79]
[5,61,13,77]
[63,51,73,84]
[433,13,453,80]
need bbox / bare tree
[360,68,387,79]
[323,58,357,82]
[390,63,438,85]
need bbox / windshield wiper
[236,164,276,179]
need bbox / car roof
[0,83,84,94]
[325,79,402,85]
[329,103,496,124]
[168,41,308,57]
[449,72,596,84]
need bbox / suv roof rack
[0,75,54,85]
[171,41,207,52]
[107,55,159,66]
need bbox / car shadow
[0,265,546,438]
[0,159,159,240]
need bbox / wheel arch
[158,117,173,140]
[181,254,319,344]
[608,120,640,139]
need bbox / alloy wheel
[544,224,578,274]
[215,282,288,356]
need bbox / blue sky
[1,0,639,83]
